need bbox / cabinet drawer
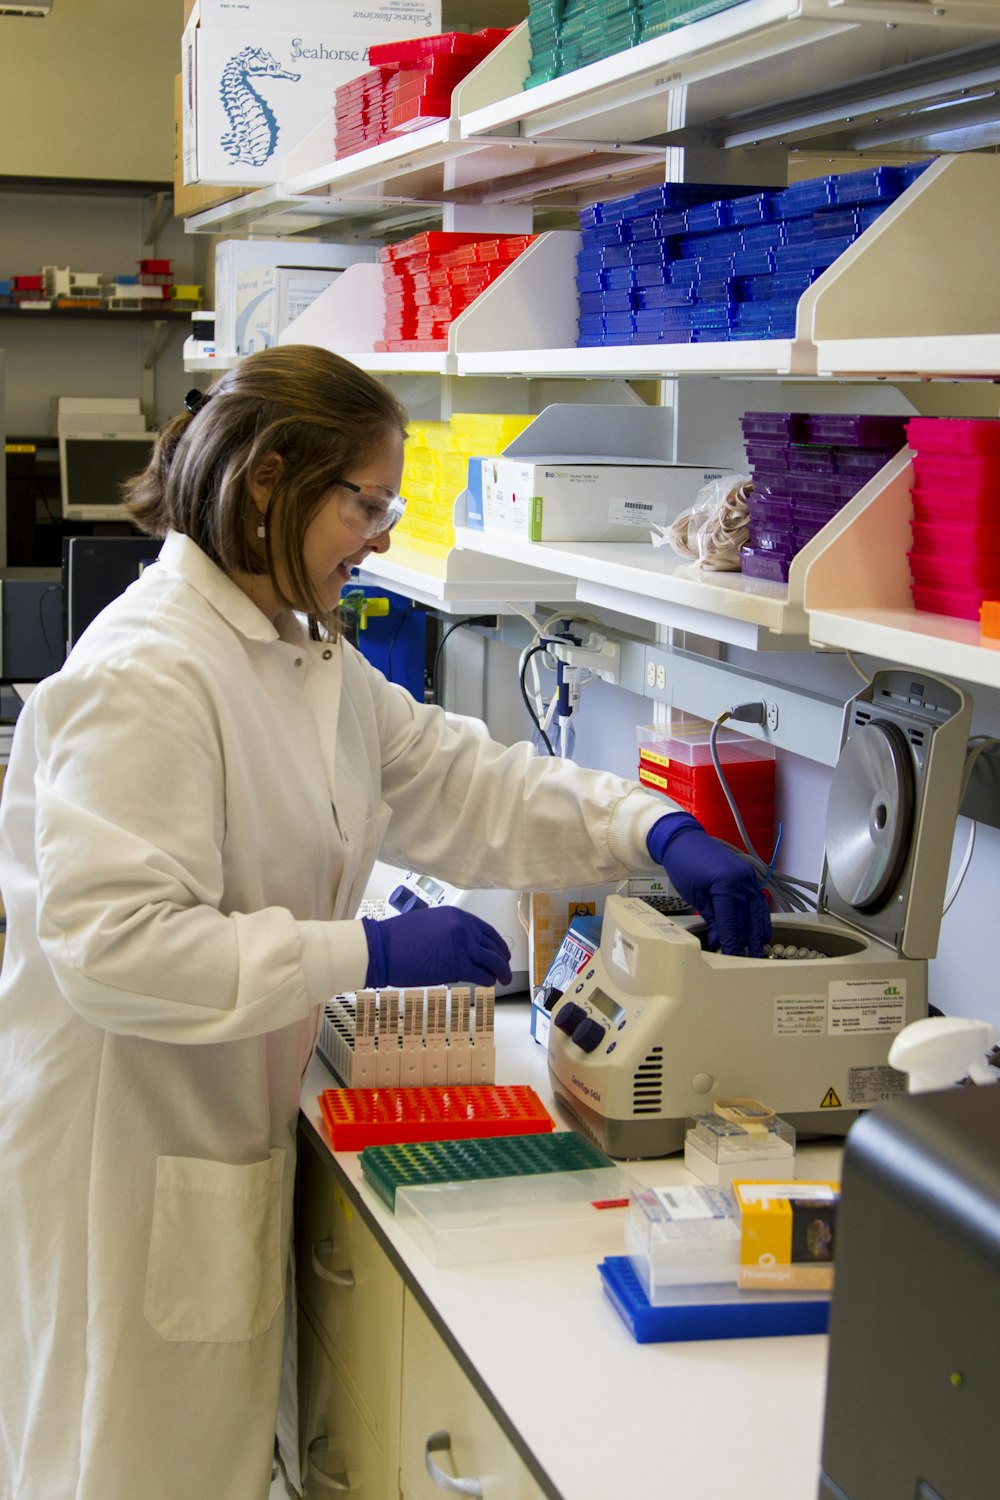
[297,1303,397,1500]
[399,1291,547,1500]
[296,1133,403,1449]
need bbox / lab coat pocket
[144,1149,285,1343]
[336,803,392,916]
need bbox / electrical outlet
[646,660,657,688]
[767,701,780,731]
[656,662,667,691]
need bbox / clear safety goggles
[336,480,407,540]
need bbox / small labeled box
[626,1183,741,1301]
[685,1102,795,1188]
[733,1179,839,1292]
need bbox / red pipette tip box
[318,1083,555,1151]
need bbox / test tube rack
[318,985,496,1088]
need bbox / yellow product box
[733,1179,839,1292]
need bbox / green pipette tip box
[360,1130,614,1209]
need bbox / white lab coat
[0,532,664,1500]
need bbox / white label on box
[650,1186,729,1221]
[736,1182,835,1205]
[774,994,826,1037]
[828,978,907,1035]
[606,496,670,529]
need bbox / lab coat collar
[158,530,283,645]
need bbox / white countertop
[299,1003,842,1500]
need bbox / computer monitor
[58,430,155,523]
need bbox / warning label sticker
[847,1065,907,1106]
[828,978,907,1035]
[819,1087,842,1109]
[774,995,826,1036]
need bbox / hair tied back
[184,388,209,417]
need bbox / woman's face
[244,427,405,621]
[301,427,406,613]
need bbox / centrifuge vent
[633,1047,664,1116]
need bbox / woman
[0,345,768,1500]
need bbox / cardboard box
[473,404,726,543]
[214,238,374,356]
[482,458,724,542]
[173,74,248,220]
[734,1179,840,1292]
[234,265,341,352]
[182,0,441,189]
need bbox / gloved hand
[647,811,771,957]
[362,907,512,990]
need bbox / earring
[257,518,266,540]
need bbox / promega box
[182,0,440,189]
[474,405,725,543]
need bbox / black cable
[384,605,410,687]
[519,642,555,755]
[430,615,498,705]
[38,585,63,664]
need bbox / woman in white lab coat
[0,345,768,1500]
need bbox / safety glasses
[335,480,407,540]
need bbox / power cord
[430,615,499,706]
[709,701,819,914]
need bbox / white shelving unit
[182,6,1000,659]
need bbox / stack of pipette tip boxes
[740,409,908,583]
[904,416,1000,623]
[575,162,929,349]
[319,984,495,1088]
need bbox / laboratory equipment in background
[817,1082,1000,1500]
[361,860,528,997]
[339,584,426,701]
[63,536,160,652]
[548,669,972,1157]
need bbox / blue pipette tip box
[598,1256,830,1343]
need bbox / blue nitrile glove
[647,811,771,957]
[362,907,512,989]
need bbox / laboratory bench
[295,1002,842,1500]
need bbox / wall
[0,0,178,181]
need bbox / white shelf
[803,453,1000,689]
[458,1,1000,148]
[453,451,913,647]
[354,539,576,613]
[183,3,1000,240]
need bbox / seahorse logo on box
[218,46,301,166]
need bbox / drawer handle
[306,1436,350,1492]
[425,1430,484,1496]
[311,1239,356,1289]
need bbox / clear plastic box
[626,1184,741,1299]
[685,1111,795,1189]
[636,712,776,768]
[394,1165,630,1266]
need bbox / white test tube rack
[317,985,497,1089]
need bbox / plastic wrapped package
[654,473,752,571]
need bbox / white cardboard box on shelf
[473,404,726,543]
[181,0,440,189]
[234,266,341,352]
[214,239,374,357]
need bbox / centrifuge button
[553,1002,587,1035]
[572,1017,606,1053]
[691,1072,715,1094]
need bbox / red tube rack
[318,1083,554,1151]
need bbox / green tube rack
[360,1130,615,1209]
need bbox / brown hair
[123,345,407,632]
